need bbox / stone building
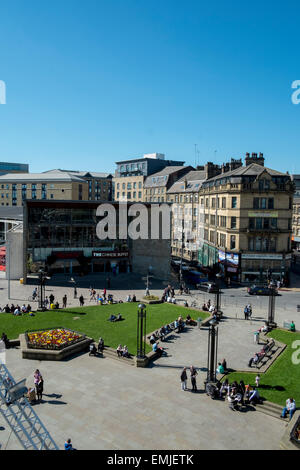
[200,153,293,283]
[113,153,185,202]
[292,197,300,250]
[0,169,112,206]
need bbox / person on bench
[98,337,104,353]
[122,345,130,358]
[281,397,296,420]
[249,387,261,405]
[117,344,123,357]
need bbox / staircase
[255,400,289,422]
[102,347,135,366]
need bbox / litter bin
[19,278,23,284]
[197,318,202,329]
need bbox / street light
[205,319,218,385]
[70,277,77,299]
[38,268,47,311]
[137,303,146,358]
[267,286,277,329]
[215,273,222,313]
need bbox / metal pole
[6,240,10,300]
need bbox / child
[255,374,260,388]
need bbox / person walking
[36,376,44,402]
[190,366,198,392]
[255,374,260,388]
[180,367,188,391]
[34,369,41,396]
[244,305,248,320]
[62,295,67,308]
[49,294,54,304]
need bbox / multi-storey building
[0,162,29,175]
[113,153,185,202]
[0,169,112,206]
[292,197,300,250]
[144,165,194,203]
[167,169,207,262]
[200,153,293,283]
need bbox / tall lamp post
[267,286,277,329]
[70,277,77,299]
[205,319,219,385]
[215,272,222,313]
[137,303,146,359]
[38,268,47,311]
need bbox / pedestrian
[62,295,67,308]
[254,331,259,344]
[247,304,252,318]
[190,366,198,392]
[36,376,44,402]
[79,294,84,307]
[244,305,248,320]
[255,374,260,388]
[64,438,76,450]
[180,367,188,391]
[49,294,54,304]
[103,288,107,300]
[34,369,41,394]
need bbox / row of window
[116,182,143,190]
[116,192,143,200]
[119,163,146,173]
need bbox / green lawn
[1,303,209,355]
[225,329,300,407]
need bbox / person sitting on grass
[132,294,137,302]
[108,314,117,322]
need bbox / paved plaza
[0,273,299,450]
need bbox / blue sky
[0,0,300,174]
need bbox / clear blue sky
[0,0,300,174]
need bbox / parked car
[247,285,278,296]
[197,282,219,293]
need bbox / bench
[250,339,276,368]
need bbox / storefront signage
[248,211,278,218]
[242,253,283,260]
[53,251,83,259]
[92,251,129,258]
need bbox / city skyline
[0,1,300,174]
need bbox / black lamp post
[215,273,222,313]
[267,286,277,329]
[70,277,77,299]
[206,319,218,385]
[137,303,146,358]
[38,268,47,311]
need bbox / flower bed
[25,328,85,350]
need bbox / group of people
[244,304,252,320]
[108,313,123,322]
[89,337,104,356]
[116,344,130,358]
[126,294,137,303]
[180,366,198,392]
[208,378,262,409]
[1,303,33,316]
[161,285,176,303]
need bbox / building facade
[200,153,293,283]
[0,162,29,175]
[113,153,185,202]
[0,170,112,207]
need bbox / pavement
[0,272,299,450]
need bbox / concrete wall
[131,238,171,282]
[6,231,23,280]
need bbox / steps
[102,347,135,366]
[255,400,289,422]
